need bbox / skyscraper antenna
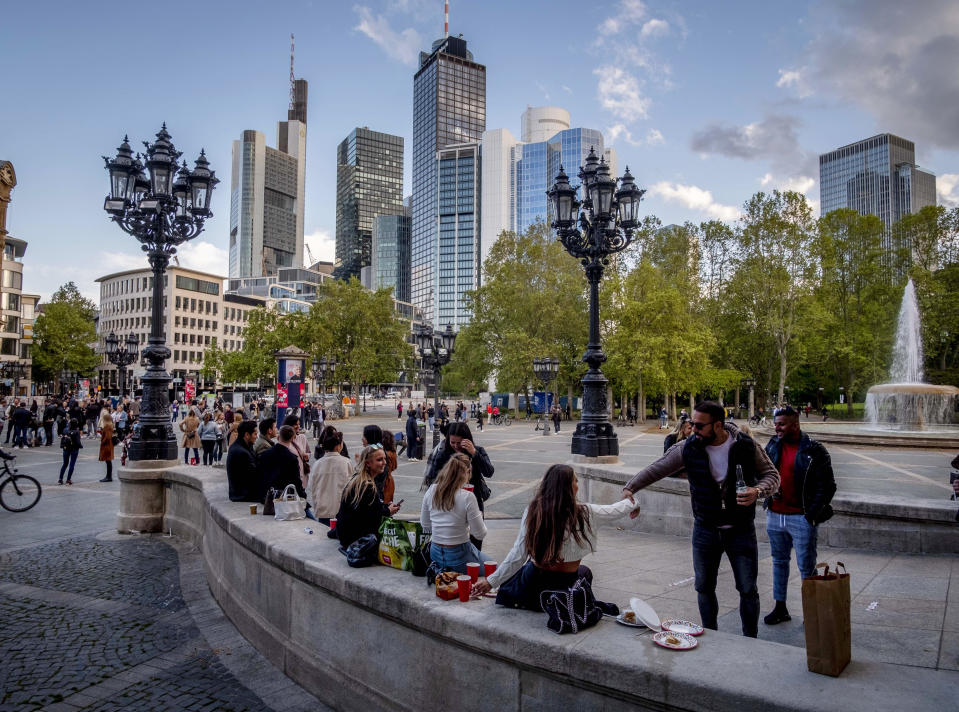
[444,1,449,37]
[289,33,295,111]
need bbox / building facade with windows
[371,210,411,302]
[411,35,486,326]
[436,142,480,327]
[96,267,265,393]
[481,107,615,265]
[0,237,36,397]
[228,80,307,279]
[819,133,936,256]
[334,128,404,280]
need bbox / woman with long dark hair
[472,464,639,610]
[421,421,494,549]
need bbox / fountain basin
[865,382,959,430]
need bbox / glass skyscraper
[819,134,936,253]
[412,35,486,326]
[371,209,411,303]
[334,128,404,280]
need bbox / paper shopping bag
[801,562,851,677]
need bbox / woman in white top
[472,464,639,610]
[420,453,490,574]
[308,429,353,525]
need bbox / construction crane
[304,242,315,267]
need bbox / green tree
[32,282,98,389]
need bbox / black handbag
[343,533,379,568]
[540,577,604,634]
[262,487,278,516]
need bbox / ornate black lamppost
[59,369,78,396]
[548,148,645,457]
[1,361,26,398]
[314,356,335,414]
[414,323,457,448]
[533,357,559,436]
[103,125,218,460]
[105,332,139,399]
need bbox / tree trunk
[568,384,574,419]
[778,351,788,405]
[638,375,646,423]
[512,393,520,418]
[689,392,695,412]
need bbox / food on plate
[435,571,460,600]
[665,635,680,646]
[623,610,637,623]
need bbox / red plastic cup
[466,562,480,583]
[191,457,197,465]
[464,484,474,492]
[484,561,497,577]
[330,518,337,531]
[456,575,471,602]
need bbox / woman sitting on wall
[472,464,639,610]
[335,445,401,548]
[420,453,490,574]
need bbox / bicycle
[0,455,42,512]
[491,413,512,426]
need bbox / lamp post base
[570,421,619,458]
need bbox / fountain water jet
[864,279,958,429]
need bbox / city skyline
[2,0,958,304]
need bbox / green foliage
[32,282,98,386]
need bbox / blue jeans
[766,510,818,602]
[692,522,759,637]
[13,425,27,447]
[59,449,79,482]
[429,541,490,575]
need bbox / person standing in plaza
[11,401,31,448]
[198,412,219,466]
[98,408,115,482]
[621,401,780,638]
[659,406,668,429]
[179,409,201,465]
[762,406,836,625]
[551,403,562,433]
[254,418,276,456]
[226,420,262,503]
[84,399,99,438]
[58,418,83,485]
[405,410,422,462]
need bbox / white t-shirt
[420,485,488,545]
[705,435,734,483]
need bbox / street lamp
[533,357,560,436]
[105,332,139,399]
[414,323,457,448]
[103,125,218,460]
[59,369,78,396]
[548,149,645,457]
[0,361,26,398]
[315,356,336,415]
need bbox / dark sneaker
[763,608,791,625]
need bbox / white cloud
[100,251,147,272]
[776,67,813,98]
[22,263,92,304]
[646,128,665,145]
[641,19,669,37]
[595,66,650,122]
[759,173,816,195]
[305,228,336,263]
[599,0,647,34]
[648,182,740,221]
[178,241,229,276]
[562,85,573,95]
[606,124,664,147]
[353,5,422,66]
[535,82,550,101]
[937,174,959,208]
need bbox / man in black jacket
[762,406,836,625]
[257,425,307,500]
[11,402,32,448]
[622,401,780,638]
[226,421,262,502]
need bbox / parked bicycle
[0,454,41,513]
[491,413,513,426]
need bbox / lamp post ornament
[414,323,457,448]
[548,148,645,457]
[103,125,218,460]
[533,357,560,436]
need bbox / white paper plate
[652,631,698,650]
[661,619,704,636]
[629,597,661,630]
[615,612,646,627]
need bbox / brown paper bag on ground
[801,562,851,677]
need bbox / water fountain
[864,279,959,430]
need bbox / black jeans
[201,440,216,465]
[692,522,760,637]
[495,561,593,612]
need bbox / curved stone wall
[133,465,955,711]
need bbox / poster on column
[276,383,289,408]
[185,379,196,403]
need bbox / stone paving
[0,531,327,712]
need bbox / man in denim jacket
[763,406,836,625]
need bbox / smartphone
[395,499,405,506]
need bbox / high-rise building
[334,128,404,280]
[412,35,486,326]
[819,133,936,244]
[436,142,480,326]
[481,107,616,263]
[371,209,411,302]
[228,80,307,279]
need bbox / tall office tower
[480,107,615,265]
[334,128,405,280]
[412,35,486,326]
[436,142,480,326]
[819,134,936,254]
[371,208,412,302]
[228,80,307,279]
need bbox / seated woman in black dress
[334,444,401,548]
[472,464,639,610]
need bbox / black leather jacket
[764,432,837,525]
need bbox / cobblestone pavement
[0,532,327,712]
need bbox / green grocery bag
[378,517,427,571]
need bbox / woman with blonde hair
[664,418,693,452]
[334,445,401,548]
[420,452,489,573]
[227,413,243,447]
[98,407,115,483]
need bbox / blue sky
[2,0,958,302]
